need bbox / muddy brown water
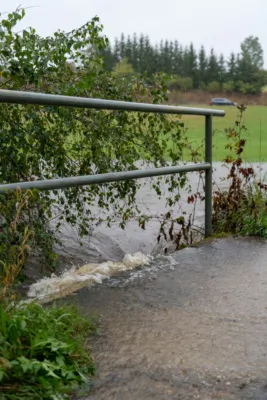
[24,162,239,282]
[53,162,266,264]
[69,237,267,400]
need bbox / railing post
[205,115,212,237]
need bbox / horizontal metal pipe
[0,90,225,117]
[0,163,211,193]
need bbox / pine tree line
[102,34,267,94]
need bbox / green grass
[174,105,267,162]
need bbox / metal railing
[0,90,225,237]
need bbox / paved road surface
[70,237,267,399]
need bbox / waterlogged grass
[0,302,97,400]
[175,105,267,162]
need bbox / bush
[165,75,193,91]
[0,303,97,400]
[213,173,267,237]
[207,80,220,93]
[198,81,207,90]
[238,81,255,94]
[235,80,261,95]
[178,77,193,91]
[239,186,267,237]
[0,8,186,270]
[0,188,59,291]
[222,80,235,93]
[112,57,134,78]
[0,185,97,400]
[164,74,182,89]
[0,189,36,298]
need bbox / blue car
[209,98,237,106]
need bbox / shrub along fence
[0,89,225,237]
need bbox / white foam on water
[27,252,152,302]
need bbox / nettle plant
[0,9,188,269]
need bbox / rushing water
[27,252,152,302]
[26,162,266,302]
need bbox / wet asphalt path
[68,237,267,399]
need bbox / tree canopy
[103,34,267,94]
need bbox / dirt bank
[168,90,267,106]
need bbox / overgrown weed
[153,104,267,250]
[213,105,267,237]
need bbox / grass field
[175,105,267,162]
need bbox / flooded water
[73,237,267,400]
[23,162,267,399]
[52,162,228,260]
[26,162,266,302]
[53,161,266,260]
[27,252,151,302]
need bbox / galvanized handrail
[0,90,225,116]
[0,90,225,237]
